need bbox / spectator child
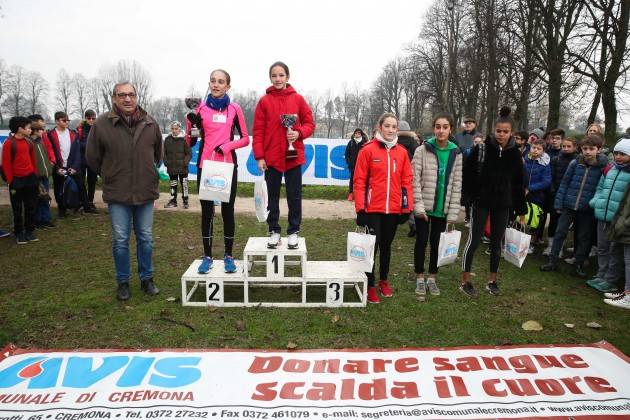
[30,120,55,229]
[344,128,368,201]
[253,61,315,250]
[541,135,608,277]
[163,121,191,209]
[524,138,552,252]
[546,128,564,160]
[543,137,578,256]
[514,130,530,158]
[354,113,414,304]
[1,117,38,244]
[411,112,462,300]
[463,134,484,226]
[587,139,630,293]
[461,107,527,297]
[76,110,98,210]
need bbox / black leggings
[462,206,510,273]
[169,173,189,202]
[414,215,447,274]
[364,213,399,287]
[200,166,237,258]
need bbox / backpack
[62,176,81,209]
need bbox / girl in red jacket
[354,113,414,304]
[253,61,315,250]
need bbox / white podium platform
[181,237,367,307]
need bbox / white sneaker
[542,237,553,256]
[604,291,624,299]
[267,232,281,249]
[564,257,576,265]
[288,233,299,249]
[603,294,630,309]
[589,246,597,258]
[527,245,535,255]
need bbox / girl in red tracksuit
[354,113,414,304]
[253,61,315,250]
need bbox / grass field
[0,207,628,354]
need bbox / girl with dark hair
[252,61,315,249]
[354,113,414,304]
[345,128,369,201]
[460,107,527,297]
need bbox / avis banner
[0,342,629,419]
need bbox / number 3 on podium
[206,279,224,305]
[326,280,343,306]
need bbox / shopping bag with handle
[437,224,461,267]
[504,223,531,268]
[347,226,376,272]
[198,154,234,202]
[254,175,269,222]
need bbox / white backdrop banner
[0,342,629,419]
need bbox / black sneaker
[84,206,99,214]
[44,221,57,229]
[183,202,189,209]
[164,200,177,209]
[459,282,478,298]
[486,281,500,296]
[117,282,130,301]
[540,262,557,272]
[575,263,588,279]
[24,231,39,242]
[15,233,27,245]
[407,227,416,238]
[141,278,160,296]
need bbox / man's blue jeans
[108,202,154,284]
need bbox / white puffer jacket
[412,139,463,222]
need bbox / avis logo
[0,356,201,389]
[204,175,227,191]
[349,246,367,261]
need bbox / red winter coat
[252,85,314,172]
[353,139,414,214]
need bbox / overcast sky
[0,0,433,98]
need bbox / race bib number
[213,114,227,124]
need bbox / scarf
[113,104,141,127]
[375,131,398,149]
[353,136,363,144]
[206,94,230,111]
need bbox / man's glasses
[116,92,137,99]
[60,119,69,122]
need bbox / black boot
[117,282,130,301]
[141,278,160,296]
[407,226,416,238]
[575,263,588,279]
[540,259,557,272]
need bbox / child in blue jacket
[541,135,608,277]
[588,138,630,292]
[524,138,551,252]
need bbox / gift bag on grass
[504,224,531,268]
[347,227,376,272]
[437,225,461,267]
[199,157,234,202]
[254,177,269,222]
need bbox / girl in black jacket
[344,128,368,201]
[460,107,527,297]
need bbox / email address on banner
[349,406,541,418]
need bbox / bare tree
[55,68,73,115]
[72,73,91,117]
[0,59,7,126]
[87,77,104,115]
[96,59,153,110]
[24,71,49,116]
[2,65,27,118]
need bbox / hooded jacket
[462,135,527,215]
[163,134,192,175]
[524,152,551,207]
[345,129,369,170]
[590,165,630,222]
[554,154,608,212]
[397,130,419,162]
[551,151,577,194]
[412,138,462,222]
[455,129,481,151]
[608,180,630,244]
[85,107,163,205]
[353,135,414,215]
[252,84,315,172]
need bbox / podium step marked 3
[181,237,367,307]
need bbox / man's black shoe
[575,263,588,279]
[141,278,160,296]
[117,283,130,301]
[540,262,557,271]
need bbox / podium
[181,237,367,307]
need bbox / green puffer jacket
[590,165,630,222]
[163,135,192,175]
[32,137,53,178]
[608,180,630,244]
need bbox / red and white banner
[0,342,629,419]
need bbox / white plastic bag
[254,178,269,223]
[199,158,234,202]
[504,225,531,268]
[437,226,461,267]
[347,227,376,272]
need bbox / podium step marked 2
[181,237,367,307]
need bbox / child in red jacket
[353,113,414,304]
[2,117,39,244]
[253,61,315,250]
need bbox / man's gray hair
[112,81,137,96]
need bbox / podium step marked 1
[181,237,367,307]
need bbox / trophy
[185,97,202,138]
[281,114,298,159]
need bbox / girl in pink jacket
[189,69,250,274]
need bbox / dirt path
[0,187,358,220]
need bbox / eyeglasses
[60,119,69,122]
[86,117,96,120]
[116,92,137,99]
